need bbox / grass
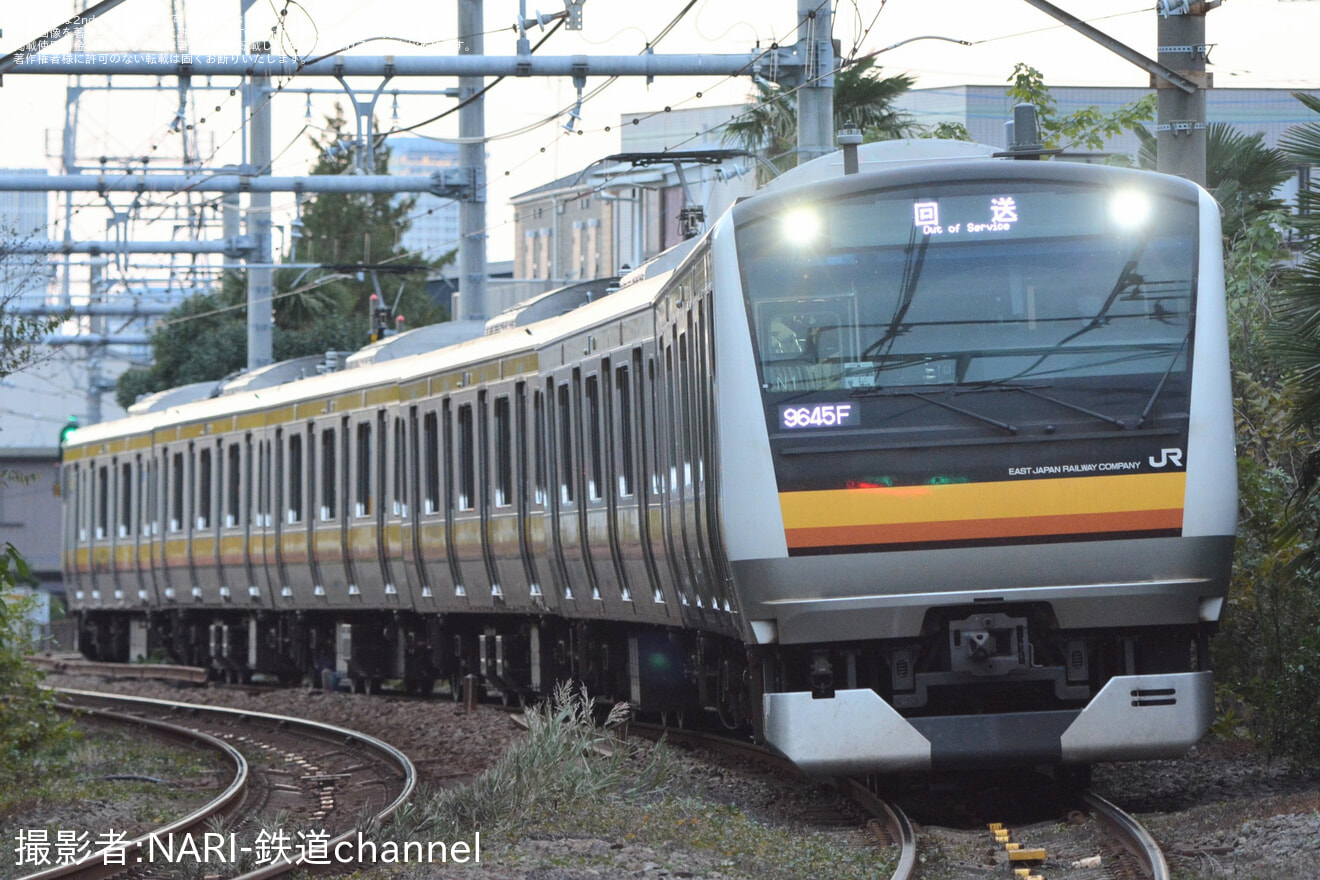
[374,682,897,879]
[0,723,227,879]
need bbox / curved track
[21,689,416,880]
[627,722,918,880]
[19,701,248,880]
[1083,790,1169,880]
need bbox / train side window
[457,403,476,511]
[494,396,512,508]
[320,427,337,521]
[533,390,547,506]
[392,417,407,517]
[198,447,213,530]
[226,443,241,528]
[585,375,603,501]
[138,459,149,536]
[648,358,661,494]
[288,435,303,524]
[616,365,634,498]
[95,464,108,540]
[170,452,184,532]
[557,384,574,505]
[147,456,158,536]
[423,411,440,515]
[356,422,372,517]
[120,461,133,538]
[679,331,694,487]
[248,439,261,527]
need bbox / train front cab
[713,160,1237,773]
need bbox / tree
[1,229,63,381]
[1274,93,1320,433]
[723,58,917,181]
[115,107,454,409]
[1205,91,1320,763]
[277,104,451,332]
[1006,63,1155,153]
[1135,123,1292,238]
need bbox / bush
[0,543,72,780]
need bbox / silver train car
[62,141,1236,774]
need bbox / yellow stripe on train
[780,472,1185,548]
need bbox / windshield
[737,180,1198,397]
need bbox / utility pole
[458,0,488,321]
[795,0,835,164]
[246,43,274,369]
[1018,0,1214,186]
[1156,1,1212,184]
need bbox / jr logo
[1148,448,1184,468]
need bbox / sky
[3,0,1319,264]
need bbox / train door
[486,387,531,608]
[345,414,379,604]
[659,335,700,625]
[306,416,350,603]
[249,431,278,604]
[582,365,627,614]
[393,408,432,606]
[445,397,476,601]
[547,368,594,606]
[637,345,674,611]
[611,353,666,620]
[677,317,718,624]
[107,455,125,604]
[695,293,736,625]
[517,382,552,610]
[415,402,458,606]
[370,409,407,605]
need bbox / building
[386,137,462,263]
[508,86,1320,289]
[509,107,758,284]
[894,85,1320,200]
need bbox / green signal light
[59,416,79,446]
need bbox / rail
[24,689,417,880]
[1084,789,1170,880]
[18,701,248,880]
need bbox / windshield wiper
[956,383,1128,429]
[989,238,1151,385]
[861,226,930,371]
[1136,330,1191,428]
[859,388,1019,435]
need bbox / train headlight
[1110,189,1151,229]
[783,207,820,244]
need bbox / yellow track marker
[1008,848,1048,862]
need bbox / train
[61,138,1237,775]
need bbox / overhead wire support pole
[1016,0,1199,95]
[1017,0,1214,185]
[795,0,835,164]
[458,0,487,320]
[246,41,274,369]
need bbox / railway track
[19,689,416,880]
[629,721,1171,880]
[628,722,919,880]
[28,656,208,685]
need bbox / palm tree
[723,57,916,182]
[1135,123,1292,238]
[1274,93,1320,432]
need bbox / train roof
[65,260,683,450]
